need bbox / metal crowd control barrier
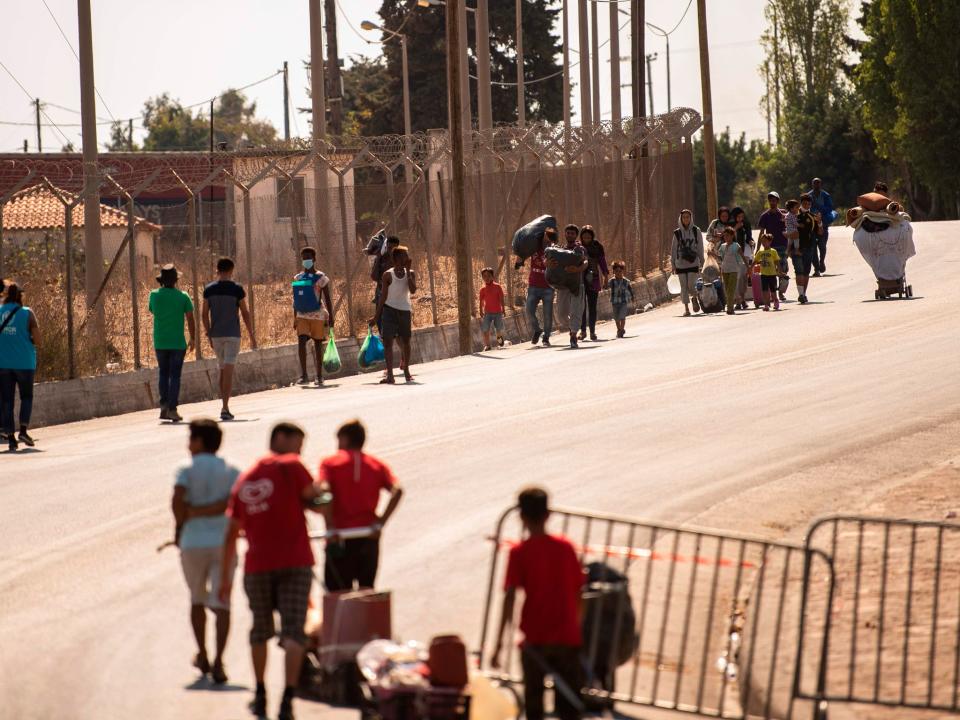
[795,515,960,718]
[477,505,834,720]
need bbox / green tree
[692,129,768,224]
[855,0,960,219]
[758,0,875,209]
[139,93,208,151]
[309,1,563,138]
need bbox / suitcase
[751,269,763,307]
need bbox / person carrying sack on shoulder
[670,210,705,316]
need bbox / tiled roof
[1,183,161,232]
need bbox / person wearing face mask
[292,246,334,386]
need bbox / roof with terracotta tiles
[1,183,161,233]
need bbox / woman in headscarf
[669,210,705,316]
[577,225,608,341]
[705,206,732,259]
[730,206,754,310]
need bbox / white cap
[767,191,781,200]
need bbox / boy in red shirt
[219,422,327,720]
[492,487,585,720]
[319,419,404,592]
[477,267,505,351]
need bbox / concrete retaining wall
[29,272,670,428]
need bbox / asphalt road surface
[2,223,958,720]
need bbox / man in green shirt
[149,264,196,422]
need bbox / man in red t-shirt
[492,487,586,720]
[219,422,327,720]
[319,420,403,592]
[516,227,556,347]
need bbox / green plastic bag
[322,329,342,374]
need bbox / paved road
[2,223,958,720]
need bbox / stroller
[852,213,916,300]
[695,264,726,314]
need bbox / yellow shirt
[754,248,781,276]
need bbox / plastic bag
[544,245,583,294]
[322,329,342,374]
[357,326,385,369]
[511,215,557,260]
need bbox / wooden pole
[697,0,718,221]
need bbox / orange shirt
[479,282,505,314]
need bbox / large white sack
[853,219,915,280]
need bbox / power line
[39,0,118,123]
[0,58,72,146]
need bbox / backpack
[292,273,323,313]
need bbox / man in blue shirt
[808,178,837,276]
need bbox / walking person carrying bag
[0,282,41,452]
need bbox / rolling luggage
[751,266,763,308]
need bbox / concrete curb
[29,272,670,428]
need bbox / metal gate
[477,505,834,719]
[795,515,960,718]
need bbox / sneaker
[315,376,323,387]
[813,270,822,277]
[7,436,16,452]
[578,331,586,341]
[532,330,542,345]
[497,335,505,347]
[542,337,551,347]
[297,375,309,385]
[220,410,234,421]
[774,302,781,311]
[210,661,228,685]
[159,405,170,421]
[251,689,267,718]
[17,430,35,447]
[590,332,598,341]
[570,336,578,349]
[278,699,295,720]
[168,409,183,423]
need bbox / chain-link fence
[0,108,700,381]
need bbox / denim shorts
[791,248,816,276]
[210,336,241,367]
[481,312,505,333]
[612,302,631,321]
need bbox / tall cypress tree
[355,0,563,135]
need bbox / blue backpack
[292,273,323,313]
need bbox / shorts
[381,305,412,339]
[791,248,816,276]
[295,316,328,341]
[243,566,313,645]
[760,275,779,292]
[612,302,631,322]
[210,336,241,367]
[181,546,236,610]
[324,538,380,592]
[481,312,505,333]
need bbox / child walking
[754,232,782,311]
[478,267,505,351]
[608,261,634,338]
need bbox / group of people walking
[516,223,635,349]
[671,177,837,315]
[172,417,402,720]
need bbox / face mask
[302,259,314,270]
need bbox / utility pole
[34,99,42,152]
[645,53,657,115]
[309,0,328,252]
[631,0,645,118]
[127,118,133,150]
[562,0,571,129]
[515,0,524,127]
[459,1,471,131]
[590,0,600,124]
[697,0,718,222]
[77,0,104,336]
[577,0,591,126]
[764,59,772,145]
[446,0,472,355]
[608,1,621,124]
[324,0,343,135]
[477,0,493,133]
[283,60,291,141]
[772,3,781,144]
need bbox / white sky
[0,0,771,153]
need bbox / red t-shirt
[479,282,505,314]
[504,534,585,647]
[528,251,551,289]
[227,453,315,573]
[319,450,396,530]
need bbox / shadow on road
[182,677,247,693]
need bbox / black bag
[675,230,698,263]
[544,245,583,294]
[511,215,558,260]
[581,562,638,674]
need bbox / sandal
[193,653,211,675]
[211,661,228,685]
[379,376,395,385]
[404,371,414,382]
